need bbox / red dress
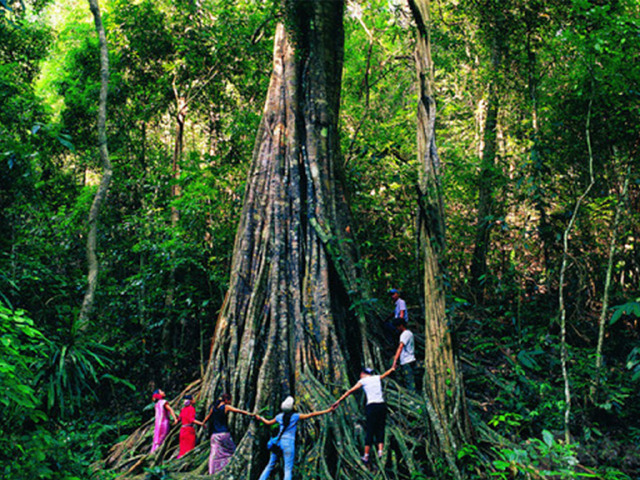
[177,404,196,458]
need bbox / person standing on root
[151,389,177,453]
[390,288,408,323]
[392,318,416,392]
[382,288,408,349]
[175,394,203,458]
[255,396,334,480]
[332,366,395,463]
[200,393,254,474]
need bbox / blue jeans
[258,436,295,480]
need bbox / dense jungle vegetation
[1,0,639,479]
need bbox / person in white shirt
[392,318,416,392]
[332,366,395,463]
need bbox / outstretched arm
[226,405,253,416]
[392,342,404,369]
[332,383,361,409]
[299,406,335,420]
[380,366,396,380]
[164,403,178,423]
[255,415,277,426]
[200,408,213,426]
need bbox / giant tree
[107,0,373,476]
[198,1,373,475]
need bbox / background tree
[77,0,112,330]
[409,1,470,478]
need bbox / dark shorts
[365,402,387,446]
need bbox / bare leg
[363,445,371,462]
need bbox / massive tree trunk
[199,1,372,476]
[78,0,112,331]
[408,1,469,477]
[106,2,470,478]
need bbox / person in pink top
[151,389,177,453]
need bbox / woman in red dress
[175,394,202,458]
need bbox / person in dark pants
[392,318,416,392]
[332,366,395,463]
[389,289,408,323]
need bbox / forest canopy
[1,0,639,479]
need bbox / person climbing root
[392,317,416,392]
[255,396,335,480]
[150,389,177,453]
[175,394,204,458]
[332,366,395,463]
[200,393,253,474]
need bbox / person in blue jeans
[255,396,334,480]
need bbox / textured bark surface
[104,2,470,479]
[162,1,372,477]
[408,0,469,477]
[78,0,112,330]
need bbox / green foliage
[34,322,115,418]
[2,0,640,477]
[0,301,46,423]
[491,430,580,479]
[610,299,640,326]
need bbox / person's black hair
[184,394,193,400]
[393,317,407,327]
[361,367,375,375]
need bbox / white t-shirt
[358,375,384,404]
[399,329,416,365]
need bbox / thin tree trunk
[161,94,188,355]
[78,0,112,331]
[593,169,629,399]
[408,1,469,477]
[558,98,595,444]
[470,40,500,302]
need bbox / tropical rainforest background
[1,0,639,479]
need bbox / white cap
[281,396,294,412]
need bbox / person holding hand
[200,393,253,474]
[332,366,395,463]
[255,396,334,480]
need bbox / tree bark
[469,47,499,302]
[558,98,595,444]
[161,93,188,357]
[200,1,371,475]
[408,0,469,477]
[78,0,112,331]
[593,169,629,399]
